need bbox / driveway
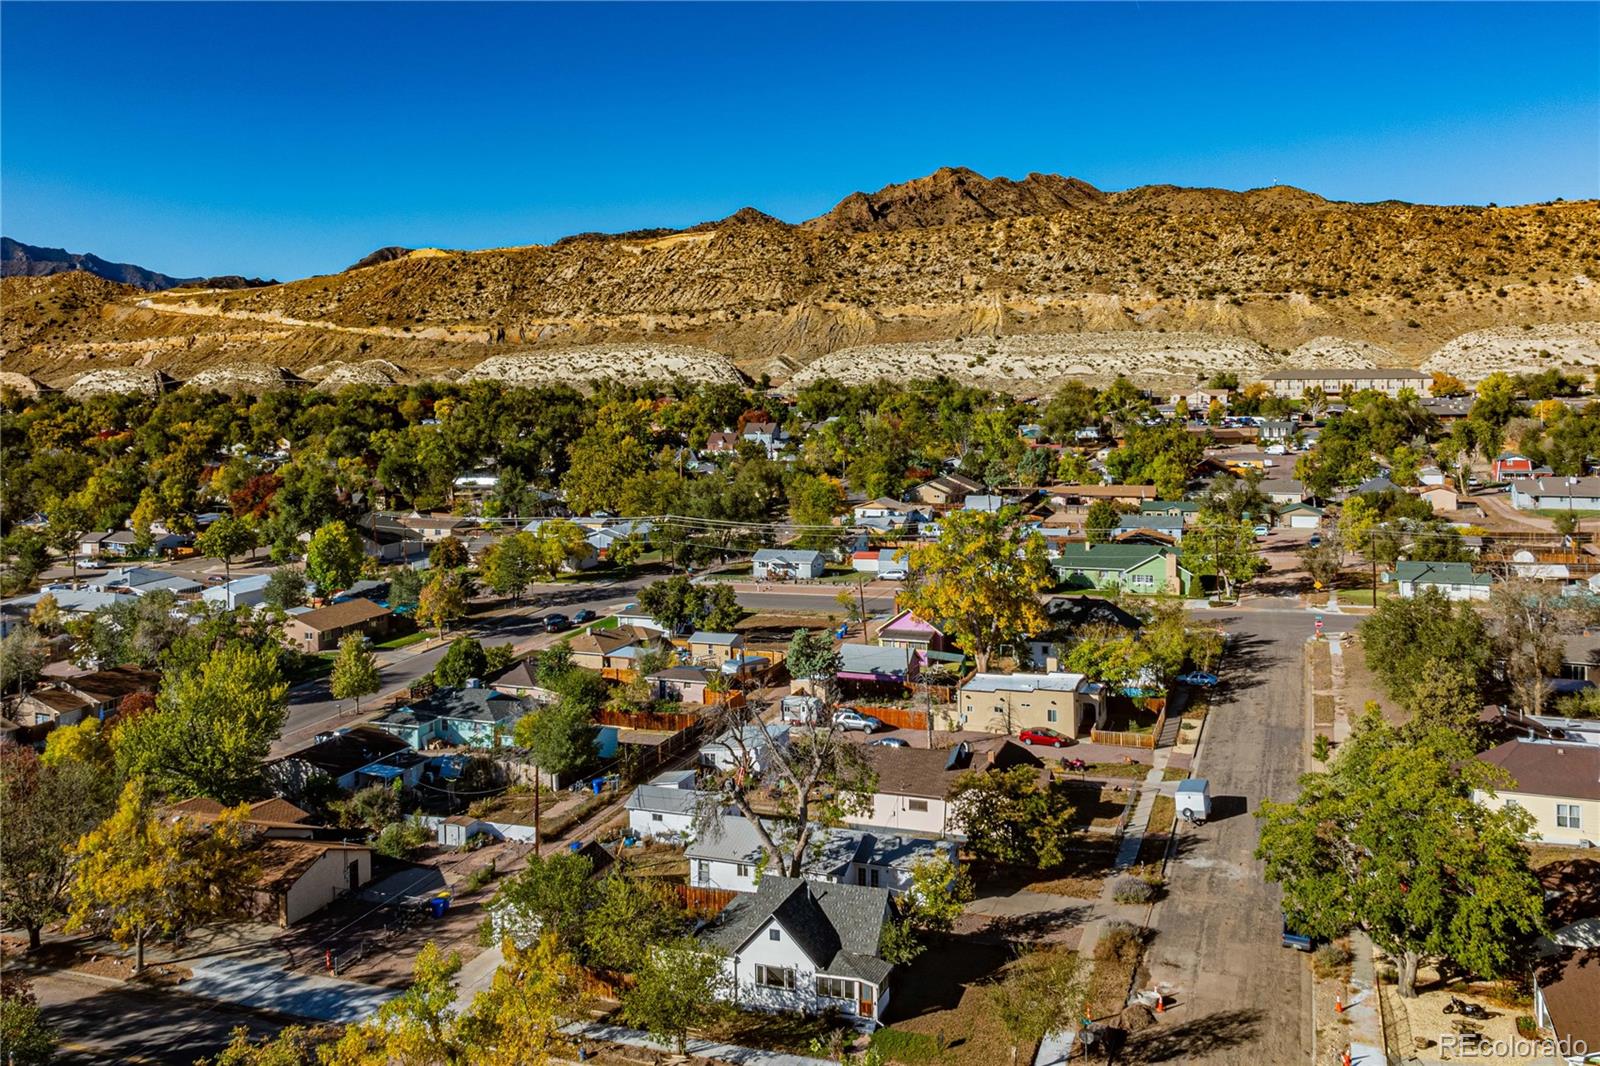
[1133,608,1354,1064]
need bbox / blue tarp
[361,763,404,780]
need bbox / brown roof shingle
[287,598,392,633]
[1477,740,1600,802]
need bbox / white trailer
[1175,778,1212,825]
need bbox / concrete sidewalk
[183,955,398,1024]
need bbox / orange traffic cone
[1334,995,1343,1014]
[1154,995,1165,1015]
[1341,1050,1352,1066]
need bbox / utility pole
[533,760,541,857]
[856,577,869,644]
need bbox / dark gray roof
[699,875,893,986]
[626,785,704,817]
[387,686,524,726]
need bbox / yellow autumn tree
[66,780,258,973]
[901,508,1053,671]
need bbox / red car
[1018,727,1073,747]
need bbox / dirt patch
[1065,782,1138,832]
[1338,637,1402,726]
[1314,694,1336,726]
[882,937,1033,1066]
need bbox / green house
[1051,543,1193,596]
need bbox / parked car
[1308,534,1322,549]
[1017,727,1073,748]
[573,609,596,624]
[869,737,908,748]
[543,613,571,633]
[832,709,884,733]
[1176,671,1220,688]
[1252,524,1270,538]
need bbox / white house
[1392,561,1492,601]
[1510,476,1600,512]
[697,875,896,1028]
[686,814,954,895]
[88,566,203,596]
[626,775,706,841]
[846,739,1045,838]
[851,499,926,526]
[699,723,791,774]
[202,573,273,610]
[752,548,825,581]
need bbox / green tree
[1181,513,1266,598]
[902,509,1052,671]
[621,941,730,1055]
[638,575,703,633]
[1359,588,1490,714]
[67,780,259,973]
[1084,499,1119,545]
[112,643,289,803]
[512,698,599,778]
[986,950,1091,1066]
[700,582,742,630]
[0,748,111,949]
[196,516,259,584]
[489,852,595,952]
[0,625,49,693]
[0,976,58,1066]
[583,874,685,973]
[787,628,843,705]
[1487,578,1568,717]
[417,571,469,637]
[262,567,307,611]
[1058,623,1151,701]
[1256,712,1545,997]
[1,528,50,592]
[901,855,974,935]
[305,519,364,595]
[434,636,488,689]
[948,766,1077,868]
[388,566,423,610]
[480,533,541,602]
[322,942,464,1066]
[331,633,382,714]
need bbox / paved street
[1137,607,1356,1065]
[31,969,282,1065]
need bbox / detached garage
[1276,502,1324,530]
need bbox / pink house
[873,609,954,655]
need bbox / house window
[769,928,781,942]
[1557,804,1582,830]
[907,799,929,813]
[1047,708,1057,723]
[736,864,751,878]
[754,965,796,990]
[816,976,857,1000]
[651,813,664,822]
[1131,574,1155,589]
[696,861,710,882]
[870,869,880,888]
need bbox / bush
[373,819,432,858]
[1096,919,1147,963]
[1312,943,1352,978]
[462,861,497,894]
[1516,1016,1537,1039]
[1111,876,1157,905]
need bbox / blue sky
[3,2,1596,280]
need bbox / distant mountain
[345,246,415,272]
[802,166,1106,233]
[0,237,275,290]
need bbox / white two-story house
[698,875,895,1028]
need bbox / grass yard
[879,937,1018,1066]
[1335,585,1395,607]
[373,629,429,650]
[706,1007,845,1054]
[1134,795,1176,868]
[287,653,335,683]
[1011,839,1121,898]
[584,616,618,632]
[1314,694,1336,726]
[1074,762,1151,780]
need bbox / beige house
[847,739,1044,837]
[1475,739,1599,846]
[957,672,1105,738]
[254,839,374,926]
[1259,368,1430,399]
[282,599,394,653]
[1417,484,1461,515]
[567,626,671,672]
[913,473,985,508]
[689,631,745,667]
[399,513,472,542]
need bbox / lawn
[373,630,429,650]
[287,653,335,683]
[1335,586,1395,607]
[1071,762,1150,781]
[584,616,618,632]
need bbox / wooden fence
[1090,706,1167,750]
[856,704,932,731]
[597,706,699,732]
[673,884,739,914]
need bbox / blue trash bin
[591,778,604,795]
[429,895,450,919]
[569,840,583,853]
